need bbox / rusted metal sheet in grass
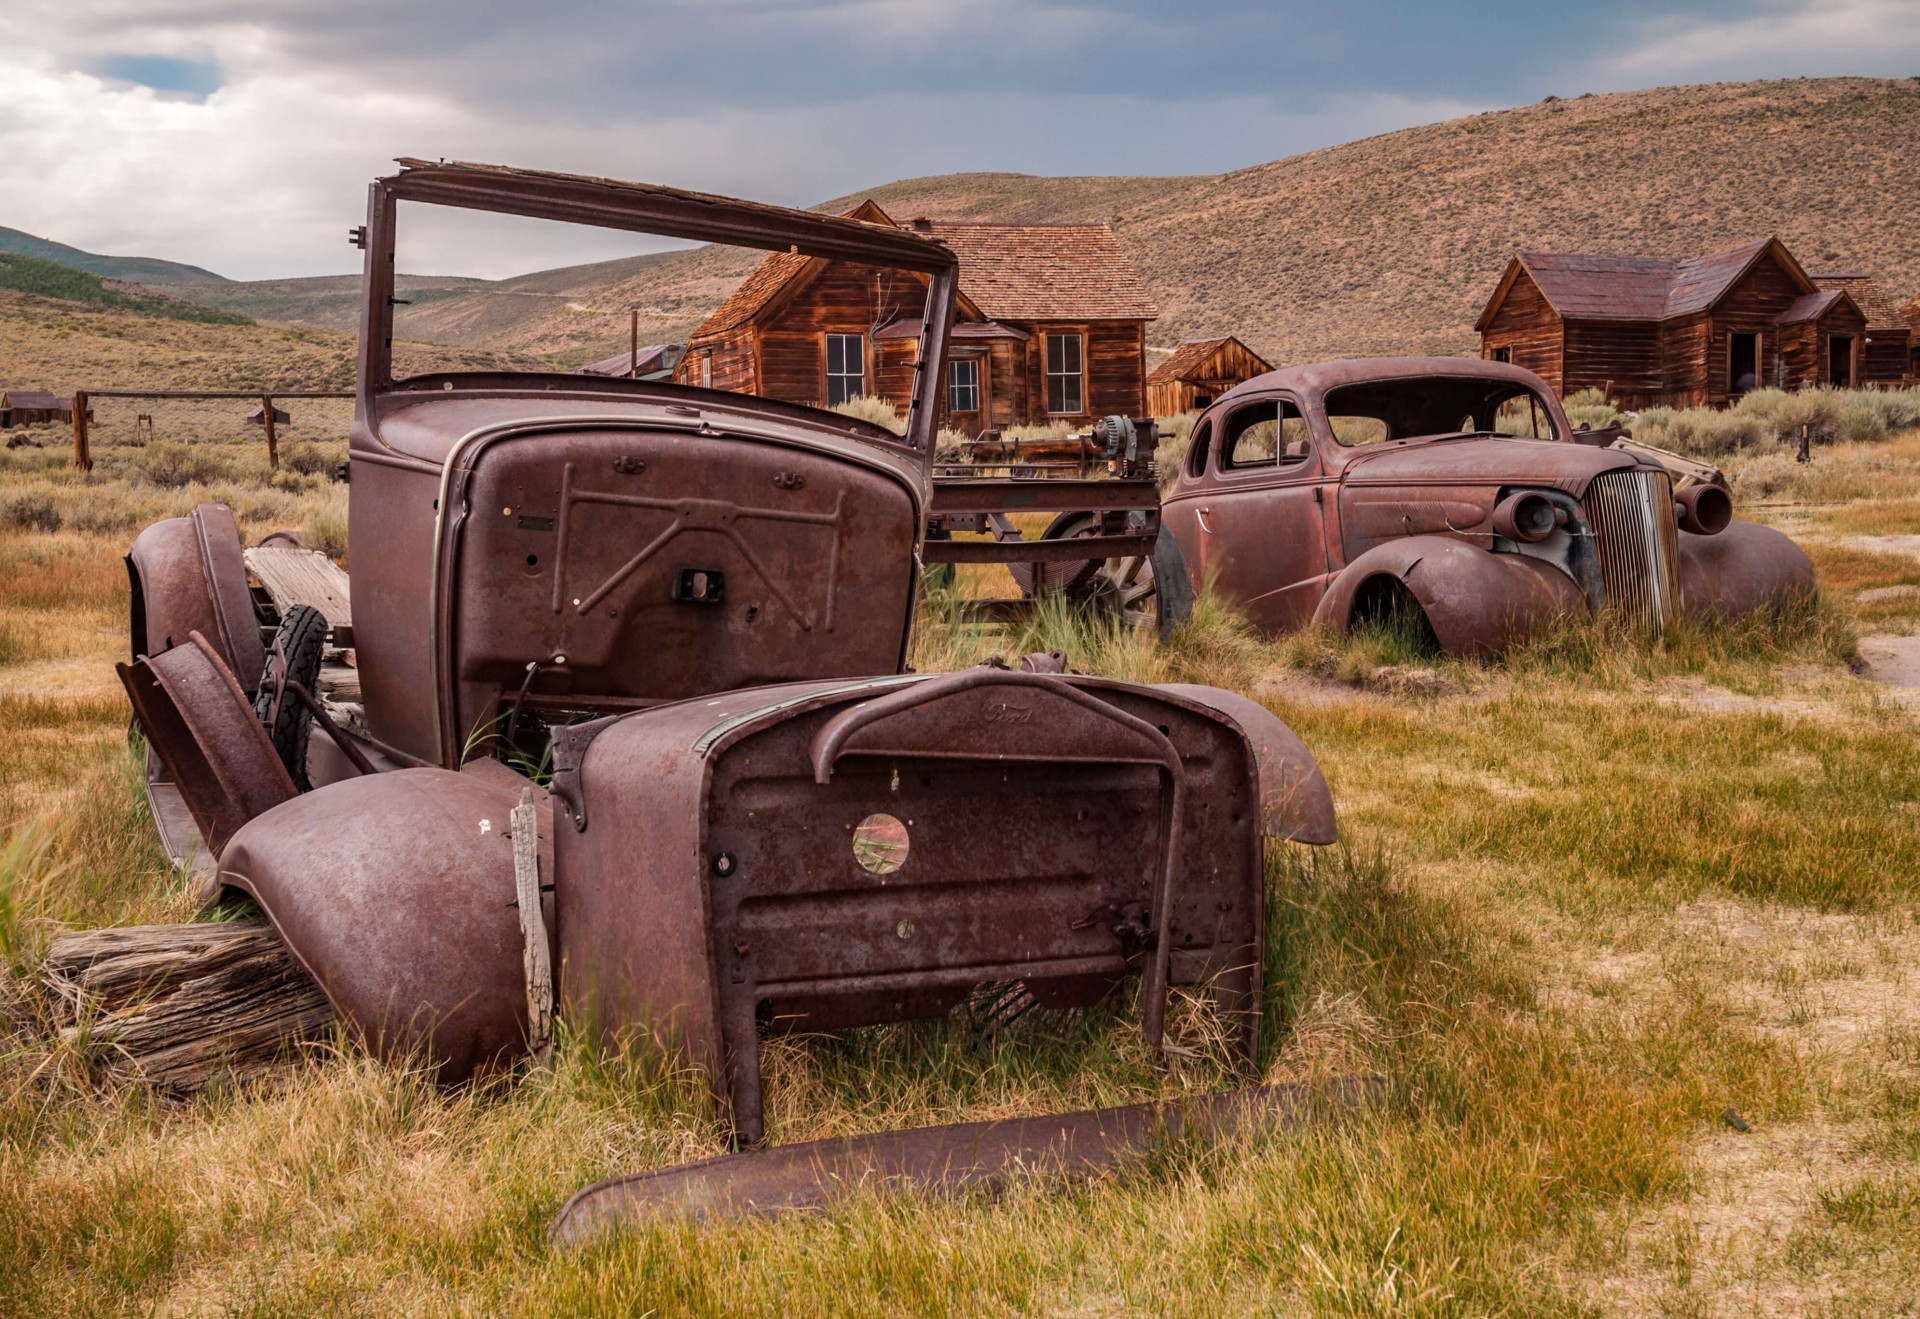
[549,1076,1387,1244]
[556,671,1295,1146]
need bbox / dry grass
[4,419,1920,1313]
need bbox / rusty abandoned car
[114,162,1338,1209]
[1158,358,1815,655]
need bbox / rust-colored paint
[1163,358,1815,654]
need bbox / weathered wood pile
[40,920,335,1093]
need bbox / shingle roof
[0,391,68,410]
[920,220,1156,322]
[1904,294,1920,331]
[1778,289,1852,325]
[688,202,1155,343]
[1662,238,1783,317]
[1515,253,1677,321]
[1146,336,1270,385]
[1812,275,1908,332]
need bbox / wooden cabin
[1477,238,1910,407]
[676,201,1157,433]
[1145,336,1272,416]
[0,390,86,427]
[1813,275,1912,386]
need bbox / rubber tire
[1149,527,1195,640]
[254,604,327,790]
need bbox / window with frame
[948,358,980,412]
[1221,399,1310,470]
[1044,333,1084,415]
[825,333,865,406]
[1490,346,1512,364]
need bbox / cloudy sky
[2,0,1917,280]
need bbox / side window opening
[1222,399,1309,470]
[1185,419,1213,479]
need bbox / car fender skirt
[1311,535,1586,657]
[1153,684,1336,845]
[1678,521,1815,618]
[217,768,540,1082]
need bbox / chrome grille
[1585,470,1680,633]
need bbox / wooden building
[1477,238,1910,407]
[1813,275,1914,386]
[0,390,86,427]
[676,201,1156,432]
[1906,295,1920,380]
[579,344,682,380]
[1145,336,1272,416]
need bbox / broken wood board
[43,920,336,1093]
[243,546,352,630]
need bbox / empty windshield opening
[1321,378,1560,445]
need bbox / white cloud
[1608,0,1920,78]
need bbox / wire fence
[6,391,355,473]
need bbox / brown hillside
[155,77,1920,372]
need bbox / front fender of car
[1310,534,1588,656]
[1677,521,1816,618]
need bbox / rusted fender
[125,504,265,689]
[1153,684,1336,845]
[118,631,295,863]
[548,1075,1386,1245]
[217,768,546,1083]
[1678,521,1815,618]
[1310,534,1587,657]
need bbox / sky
[2,0,1917,281]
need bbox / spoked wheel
[1014,515,1195,640]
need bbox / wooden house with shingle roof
[676,200,1156,433]
[1812,274,1911,386]
[1476,237,1905,408]
[1146,336,1272,417]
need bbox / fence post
[72,391,91,471]
[262,395,278,469]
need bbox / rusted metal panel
[556,671,1276,1146]
[127,504,267,688]
[117,632,296,861]
[1164,358,1810,655]
[1677,522,1815,617]
[549,1076,1387,1243]
[217,768,553,1083]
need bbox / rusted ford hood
[355,383,925,505]
[1338,435,1644,494]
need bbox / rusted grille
[1585,469,1680,632]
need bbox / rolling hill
[0,225,228,285]
[140,76,1920,370]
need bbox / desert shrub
[827,394,905,435]
[136,441,231,488]
[303,486,349,563]
[1561,387,1626,431]
[1151,411,1200,485]
[279,441,342,477]
[1633,406,1769,456]
[2,492,61,533]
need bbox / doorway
[1829,336,1855,388]
[1729,333,1759,395]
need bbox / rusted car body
[118,163,1337,1164]
[1161,358,1814,654]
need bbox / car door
[1193,394,1331,632]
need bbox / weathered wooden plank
[43,920,336,1093]
[244,546,353,629]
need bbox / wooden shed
[579,344,682,380]
[1476,238,1907,407]
[676,200,1157,433]
[1145,336,1272,416]
[0,390,87,427]
[1906,294,1920,380]
[1813,275,1912,386]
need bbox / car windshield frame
[1319,375,1562,446]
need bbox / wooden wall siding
[1659,314,1713,407]
[1705,252,1808,402]
[676,332,757,393]
[1478,269,1564,392]
[1863,333,1911,385]
[1147,338,1272,416]
[1007,321,1145,422]
[1562,320,1662,403]
[1778,322,1820,388]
